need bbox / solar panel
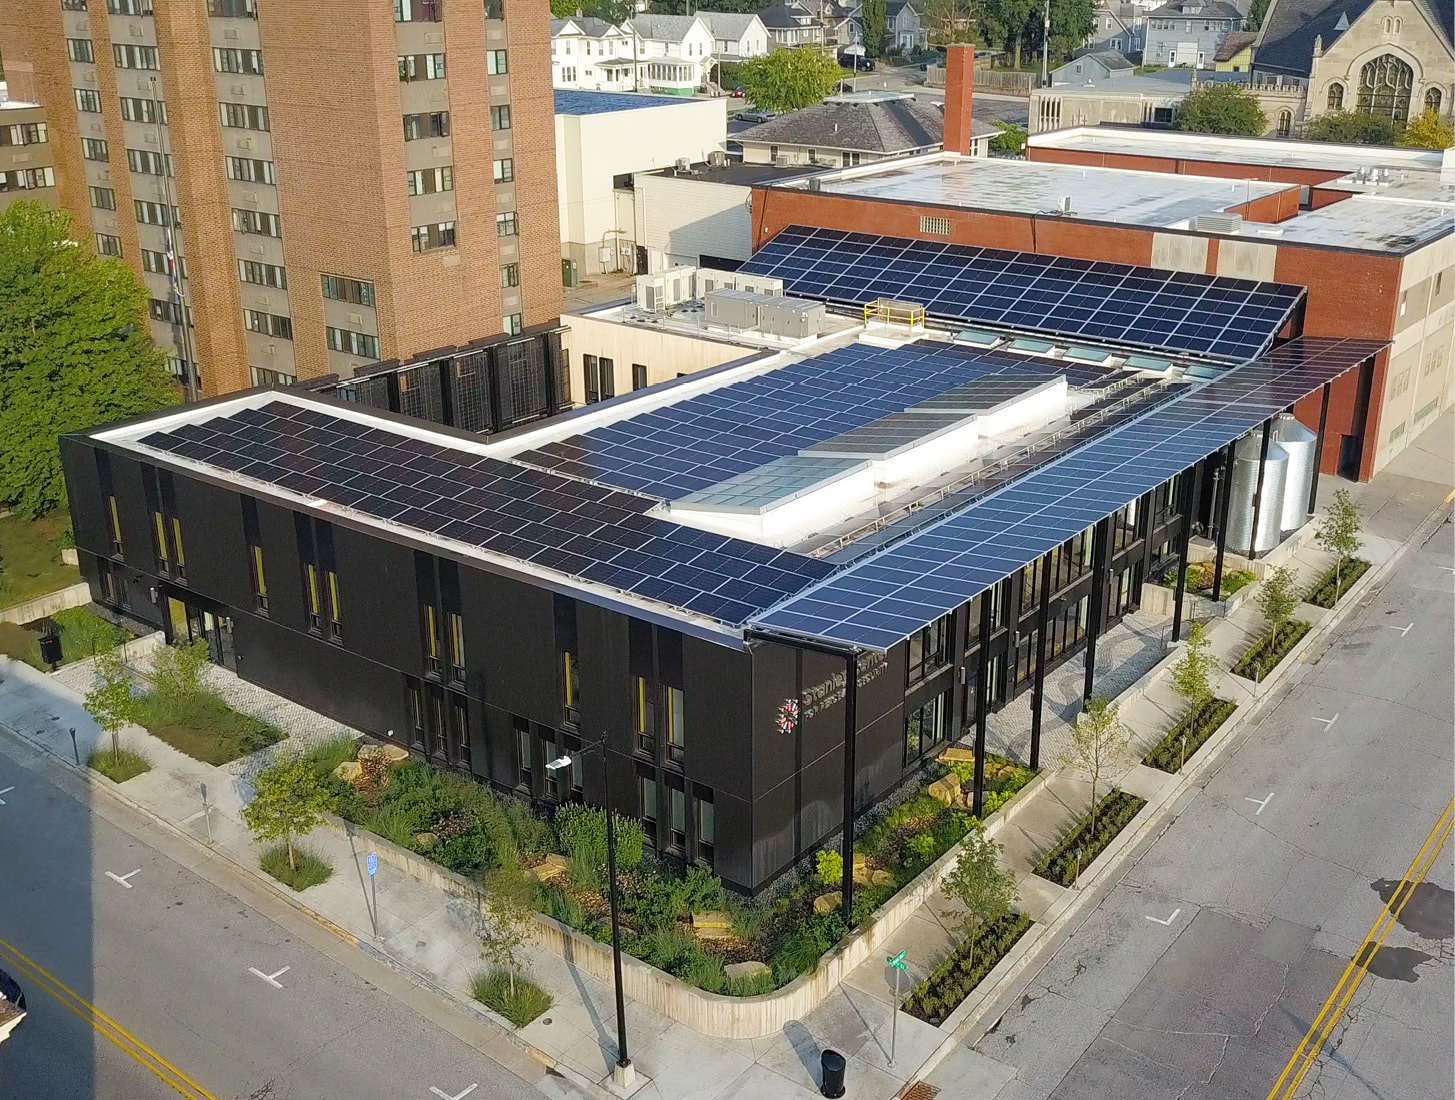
[739,226,1307,362]
[516,342,1071,501]
[137,399,834,628]
[674,455,866,514]
[750,337,1386,650]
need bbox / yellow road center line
[1266,798,1454,1100]
[0,935,221,1100]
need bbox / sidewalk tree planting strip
[1304,558,1370,609]
[0,510,79,607]
[902,913,1032,1026]
[471,968,553,1028]
[259,843,333,891]
[0,606,132,669]
[1143,698,1238,773]
[134,690,286,765]
[87,746,151,783]
[1231,619,1312,682]
[1034,790,1148,887]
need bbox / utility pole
[1041,0,1051,87]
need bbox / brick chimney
[943,44,976,157]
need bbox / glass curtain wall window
[634,675,656,755]
[906,613,951,686]
[561,652,580,727]
[904,689,948,764]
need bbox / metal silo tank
[1225,434,1289,554]
[1274,413,1317,535]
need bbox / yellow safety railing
[863,299,927,329]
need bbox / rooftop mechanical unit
[634,267,696,312]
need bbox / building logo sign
[778,698,800,735]
[798,651,888,722]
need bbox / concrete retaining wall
[0,582,92,625]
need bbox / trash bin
[820,1048,846,1098]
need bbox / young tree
[1243,0,1270,30]
[0,201,177,518]
[1396,109,1454,150]
[861,0,888,56]
[149,639,212,700]
[84,649,139,764]
[1314,487,1362,593]
[1169,621,1216,714]
[990,120,1028,156]
[478,863,538,997]
[740,47,845,112]
[942,827,1018,976]
[1060,697,1130,834]
[1305,109,1396,145]
[1255,564,1300,648]
[1177,82,1267,135]
[242,753,336,873]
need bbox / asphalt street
[0,729,580,1100]
[942,509,1455,1100]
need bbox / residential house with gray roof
[1144,0,1242,68]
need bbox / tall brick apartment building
[0,0,562,397]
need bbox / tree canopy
[1397,109,1454,150]
[739,47,845,112]
[1244,0,1270,30]
[1305,109,1397,145]
[1177,82,1267,136]
[861,0,888,57]
[0,201,177,518]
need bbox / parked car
[735,108,774,123]
[731,86,746,98]
[0,969,25,1046]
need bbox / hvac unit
[696,268,740,295]
[675,156,692,172]
[755,296,825,339]
[704,287,761,330]
[707,150,728,168]
[1056,195,1073,215]
[1194,212,1244,234]
[634,266,696,312]
[734,272,784,297]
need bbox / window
[904,689,948,764]
[208,0,258,15]
[561,652,580,726]
[141,249,173,275]
[151,510,170,574]
[395,0,442,19]
[127,148,173,176]
[1358,53,1414,123]
[67,38,95,63]
[225,156,274,184]
[96,233,123,257]
[504,313,522,336]
[1,166,55,191]
[402,111,450,140]
[694,786,714,868]
[500,263,519,288]
[491,158,515,184]
[424,605,444,676]
[665,686,684,766]
[107,0,152,12]
[250,365,295,386]
[1426,88,1443,115]
[667,779,686,854]
[1327,82,1344,110]
[232,208,281,236]
[1399,290,1408,316]
[321,274,375,307]
[239,259,287,288]
[906,613,951,686]
[487,50,508,74]
[582,354,614,403]
[326,326,380,359]
[634,675,657,755]
[2,123,47,147]
[119,96,166,123]
[219,102,269,130]
[495,211,517,237]
[516,717,533,790]
[406,165,453,195]
[134,200,173,225]
[244,309,293,339]
[213,47,263,74]
[249,543,268,612]
[490,105,511,130]
[398,53,447,81]
[113,44,160,70]
[638,768,658,834]
[105,496,123,556]
[1391,368,1411,397]
[75,88,103,113]
[82,137,109,161]
[632,363,648,390]
[63,0,89,9]
[1276,109,1292,137]
[90,185,116,210]
[410,221,455,251]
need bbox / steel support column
[1309,382,1332,515]
[1028,552,1055,771]
[1082,517,1111,702]
[840,648,858,927]
[972,591,992,818]
[1211,442,1236,600]
[1171,458,1203,643]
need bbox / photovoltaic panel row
[517,342,1071,500]
[750,338,1386,651]
[738,226,1306,363]
[137,400,833,627]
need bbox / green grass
[259,843,333,890]
[1304,558,1370,609]
[133,690,286,764]
[1034,790,1147,887]
[0,510,79,607]
[87,747,151,783]
[1143,698,1237,773]
[0,606,132,670]
[471,968,553,1027]
[1231,620,1313,682]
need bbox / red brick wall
[1026,146,1349,187]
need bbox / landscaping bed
[0,510,79,607]
[902,912,1032,1026]
[472,968,552,1028]
[1034,790,1147,887]
[260,843,333,890]
[1231,620,1312,682]
[1303,559,1370,609]
[1143,698,1237,773]
[0,606,132,670]
[134,691,286,765]
[1165,563,1256,601]
[88,747,151,783]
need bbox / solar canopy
[750,337,1386,650]
[137,400,832,628]
[739,226,1307,362]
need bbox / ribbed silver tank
[1226,434,1289,554]
[1274,413,1317,535]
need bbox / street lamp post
[545,742,634,1089]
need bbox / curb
[0,712,615,1100]
[900,494,1453,1091]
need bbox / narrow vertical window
[666,686,684,765]
[424,605,442,675]
[634,676,656,755]
[694,786,715,868]
[250,544,268,612]
[326,569,342,641]
[106,496,123,557]
[561,651,580,726]
[171,517,186,581]
[447,612,465,684]
[305,562,322,632]
[152,511,170,574]
[516,718,533,791]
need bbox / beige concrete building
[0,0,562,397]
[0,87,56,213]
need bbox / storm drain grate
[898,1084,940,1100]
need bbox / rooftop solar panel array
[750,337,1386,650]
[137,401,833,627]
[739,226,1307,362]
[516,343,1072,500]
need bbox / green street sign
[887,950,908,971]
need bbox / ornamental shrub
[553,803,645,872]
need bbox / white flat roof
[790,153,1294,228]
[1265,195,1454,252]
